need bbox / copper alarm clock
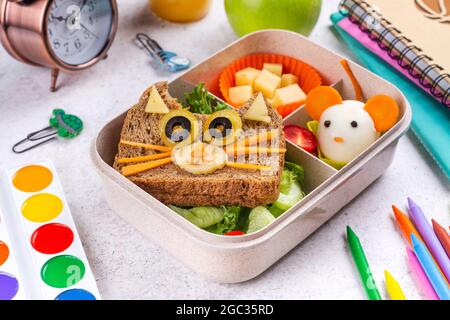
[0,0,118,91]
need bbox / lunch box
[91,30,412,283]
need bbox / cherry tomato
[224,230,245,236]
[283,125,317,153]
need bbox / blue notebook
[331,11,450,181]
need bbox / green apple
[225,0,322,37]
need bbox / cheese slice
[243,93,268,121]
[145,86,170,114]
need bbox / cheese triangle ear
[363,95,399,132]
[243,93,270,122]
[305,86,343,121]
[145,86,170,114]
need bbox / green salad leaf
[206,206,241,234]
[283,161,304,188]
[184,83,230,114]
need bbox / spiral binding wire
[340,0,450,108]
[431,73,449,97]
[409,54,430,78]
[420,64,443,88]
[398,45,420,68]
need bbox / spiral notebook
[339,0,450,109]
[331,6,450,179]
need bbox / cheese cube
[243,93,268,121]
[229,85,253,106]
[145,86,170,114]
[235,67,261,86]
[281,74,299,87]
[272,84,306,108]
[254,70,281,99]
[263,63,283,77]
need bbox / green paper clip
[12,109,83,154]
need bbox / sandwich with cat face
[114,82,286,208]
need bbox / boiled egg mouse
[318,100,380,162]
[305,86,399,165]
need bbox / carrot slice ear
[305,86,343,121]
[364,95,400,132]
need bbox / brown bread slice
[113,81,285,208]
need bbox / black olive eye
[203,109,242,145]
[160,109,199,147]
[324,120,331,128]
[166,117,191,142]
[351,121,358,128]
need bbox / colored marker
[392,205,422,247]
[406,247,439,300]
[432,219,450,259]
[384,270,406,300]
[411,233,450,300]
[407,198,450,283]
[346,226,382,300]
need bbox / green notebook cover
[331,12,450,180]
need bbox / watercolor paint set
[0,161,99,300]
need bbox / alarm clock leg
[50,68,59,92]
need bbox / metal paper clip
[12,109,83,154]
[12,126,58,154]
[135,33,191,72]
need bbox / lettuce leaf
[283,161,304,187]
[206,206,241,234]
[184,83,230,114]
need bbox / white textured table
[0,0,448,300]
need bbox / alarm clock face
[46,0,114,66]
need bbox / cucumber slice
[268,205,286,218]
[247,206,276,234]
[169,205,224,228]
[273,182,303,211]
